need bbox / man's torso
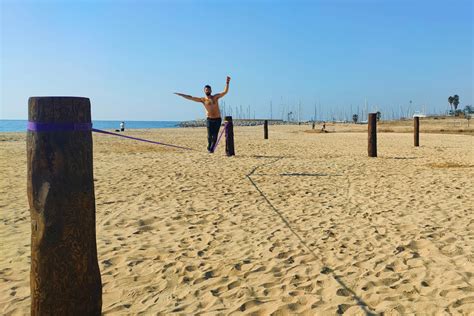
[203,96,221,119]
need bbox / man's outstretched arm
[215,76,231,99]
[174,93,203,103]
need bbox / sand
[1,119,473,315]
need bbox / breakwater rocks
[179,119,289,127]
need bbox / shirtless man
[175,76,231,152]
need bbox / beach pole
[27,97,102,315]
[264,120,268,139]
[368,113,377,157]
[414,116,420,147]
[225,116,235,156]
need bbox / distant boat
[413,112,427,118]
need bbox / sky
[1,0,473,121]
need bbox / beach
[1,119,473,315]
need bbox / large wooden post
[414,116,420,147]
[264,120,268,139]
[225,116,235,156]
[27,97,102,315]
[368,113,377,157]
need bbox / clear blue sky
[1,0,472,121]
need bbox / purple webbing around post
[211,122,227,152]
[27,122,92,132]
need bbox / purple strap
[27,121,193,151]
[211,122,227,152]
[91,128,193,151]
[27,122,92,132]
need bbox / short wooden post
[368,113,377,157]
[264,120,268,139]
[225,116,235,156]
[414,116,420,147]
[27,97,102,315]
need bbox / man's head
[204,85,212,96]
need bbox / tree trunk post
[225,116,235,156]
[414,116,420,147]
[368,113,377,157]
[264,120,268,139]
[27,96,102,315]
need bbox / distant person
[120,121,125,132]
[312,121,316,130]
[175,76,231,153]
[321,122,326,132]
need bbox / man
[120,121,125,132]
[175,76,231,152]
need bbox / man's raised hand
[226,76,231,84]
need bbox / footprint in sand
[336,288,351,297]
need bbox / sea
[0,120,181,132]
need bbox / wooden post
[368,113,377,157]
[27,97,102,315]
[225,116,235,156]
[414,116,420,147]
[264,120,268,139]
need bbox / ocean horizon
[0,120,182,132]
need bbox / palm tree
[453,95,460,111]
[448,96,454,111]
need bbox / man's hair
[204,85,212,90]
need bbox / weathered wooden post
[225,116,235,156]
[368,113,377,157]
[27,97,102,315]
[264,120,268,139]
[414,116,420,147]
